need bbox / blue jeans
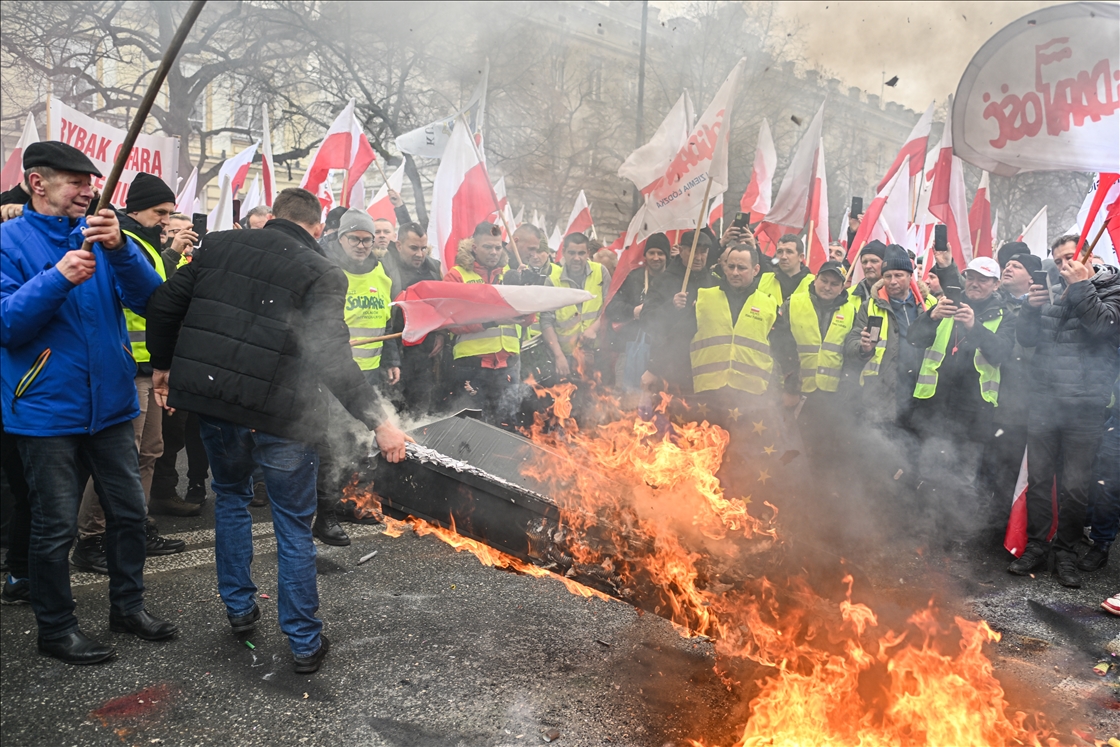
[1088,409,1120,551]
[197,416,322,656]
[17,420,147,639]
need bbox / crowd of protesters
[2,141,1118,675]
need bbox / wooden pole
[458,114,522,268]
[680,176,715,293]
[83,0,207,250]
[1078,221,1107,263]
[350,331,404,347]
[341,168,350,208]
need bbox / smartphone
[943,284,963,304]
[866,316,883,343]
[232,199,242,227]
[934,224,948,253]
[850,196,863,217]
[1031,270,1049,288]
[191,213,208,243]
[732,212,749,229]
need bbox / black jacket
[1017,264,1120,412]
[145,218,388,442]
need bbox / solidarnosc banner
[952,2,1119,176]
[48,96,179,206]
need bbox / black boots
[312,499,350,546]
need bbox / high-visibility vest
[549,261,605,355]
[913,312,1003,405]
[122,230,167,364]
[690,286,778,394]
[757,271,812,306]
[452,267,521,359]
[859,292,938,386]
[344,264,394,371]
[788,291,861,393]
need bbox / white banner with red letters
[48,97,180,207]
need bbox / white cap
[965,256,1001,278]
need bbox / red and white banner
[428,121,496,271]
[261,104,276,207]
[49,97,179,206]
[929,121,973,267]
[952,2,1119,176]
[1072,173,1119,266]
[217,140,258,197]
[396,61,487,160]
[1005,447,1059,557]
[564,190,593,236]
[757,101,825,247]
[877,101,935,193]
[367,162,407,225]
[1,113,39,192]
[619,91,694,194]
[1019,205,1048,258]
[175,167,198,214]
[967,171,994,258]
[806,139,829,272]
[740,119,776,222]
[394,280,592,345]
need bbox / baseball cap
[964,256,1001,278]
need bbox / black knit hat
[124,172,176,213]
[23,141,102,176]
[997,241,1030,269]
[881,243,913,274]
[324,206,348,232]
[859,239,887,259]
[1006,253,1042,275]
[645,233,671,254]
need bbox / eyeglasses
[344,235,374,248]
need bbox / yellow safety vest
[690,286,778,394]
[913,312,1003,405]
[549,261,605,355]
[452,267,521,359]
[344,264,394,371]
[859,293,937,386]
[788,291,861,393]
[757,271,813,306]
[122,230,167,364]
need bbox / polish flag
[548,224,562,253]
[366,162,406,225]
[315,174,337,215]
[706,193,724,230]
[1019,206,1048,258]
[347,174,366,211]
[564,190,593,236]
[531,209,543,230]
[740,119,776,222]
[489,176,517,239]
[208,174,234,231]
[217,140,259,196]
[757,101,825,248]
[0,113,38,192]
[299,99,375,202]
[261,104,276,207]
[928,121,973,267]
[1004,447,1059,557]
[846,166,909,284]
[1073,173,1120,264]
[806,139,829,272]
[619,91,694,194]
[428,121,497,271]
[511,204,524,230]
[394,280,593,345]
[175,167,198,214]
[241,175,263,214]
[877,101,935,193]
[968,171,993,258]
[606,205,650,305]
[991,210,999,250]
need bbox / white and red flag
[1019,205,1048,258]
[217,140,259,197]
[394,280,592,345]
[299,99,375,202]
[877,101,935,193]
[175,166,198,215]
[619,91,693,195]
[806,138,829,273]
[347,174,366,211]
[366,162,407,225]
[511,205,524,231]
[261,104,276,207]
[0,113,38,192]
[846,166,910,283]
[1004,447,1058,557]
[548,224,562,253]
[740,119,776,223]
[564,190,593,236]
[427,121,497,271]
[241,175,263,214]
[315,174,337,214]
[706,193,724,231]
[208,174,234,231]
[757,101,825,248]
[928,121,974,267]
[967,171,993,258]
[1072,173,1120,266]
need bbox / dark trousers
[397,344,438,418]
[1025,405,1107,554]
[1,426,31,578]
[151,408,209,499]
[18,421,147,639]
[1087,408,1120,551]
[451,357,522,429]
[979,421,1029,528]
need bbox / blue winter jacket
[1,207,163,436]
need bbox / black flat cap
[23,141,102,177]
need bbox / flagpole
[1080,222,1107,263]
[350,332,403,346]
[458,113,523,268]
[680,175,715,293]
[373,158,390,190]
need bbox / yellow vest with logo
[122,230,167,364]
[549,261,605,355]
[452,267,521,359]
[690,286,778,394]
[344,264,394,371]
[758,271,812,306]
[859,293,937,386]
[913,313,1003,405]
[789,291,861,393]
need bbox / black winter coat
[1016,265,1120,412]
[145,219,388,443]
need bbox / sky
[754,1,1059,112]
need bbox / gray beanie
[337,208,376,238]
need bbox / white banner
[48,97,180,207]
[952,2,1119,176]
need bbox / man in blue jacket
[0,142,177,664]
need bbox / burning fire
[345,384,1062,746]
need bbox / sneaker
[1054,550,1082,588]
[1008,542,1048,576]
[71,535,109,575]
[1,576,30,605]
[1102,594,1120,616]
[1077,545,1109,572]
[149,493,202,517]
[185,481,207,504]
[145,522,186,556]
[250,481,268,508]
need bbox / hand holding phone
[861,316,883,353]
[1030,270,1049,289]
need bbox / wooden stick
[458,114,522,269]
[373,157,390,187]
[680,176,715,293]
[84,0,207,249]
[1079,221,1107,263]
[341,168,350,208]
[350,332,403,347]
